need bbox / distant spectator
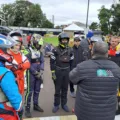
[45,43,54,57]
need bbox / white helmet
[8,30,23,37]
[8,30,23,45]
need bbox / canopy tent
[63,23,84,31]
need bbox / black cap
[74,37,81,41]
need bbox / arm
[21,54,30,70]
[69,64,84,85]
[40,52,44,70]
[1,71,22,111]
[81,47,86,61]
[50,49,57,71]
[70,48,74,70]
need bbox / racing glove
[51,70,56,81]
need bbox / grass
[43,36,58,46]
[43,36,74,47]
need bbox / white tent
[63,23,84,31]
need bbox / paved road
[23,57,75,119]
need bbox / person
[90,34,103,47]
[6,30,30,120]
[108,36,120,115]
[108,36,120,65]
[69,41,120,120]
[44,43,54,57]
[0,34,22,120]
[80,31,93,60]
[69,37,84,98]
[6,30,30,96]
[50,32,74,113]
[25,33,44,118]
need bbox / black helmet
[58,32,70,42]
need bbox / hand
[33,71,39,75]
[52,71,56,81]
[18,64,23,69]
[35,72,42,79]
[118,89,120,97]
[11,64,23,71]
[11,64,19,71]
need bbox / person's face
[110,38,118,48]
[118,37,120,43]
[61,39,68,44]
[61,39,68,46]
[11,42,21,52]
[74,40,80,47]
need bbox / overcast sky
[0,0,114,25]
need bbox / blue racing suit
[25,46,44,108]
[0,62,22,120]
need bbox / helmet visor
[0,35,17,48]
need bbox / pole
[86,0,90,29]
[52,15,54,28]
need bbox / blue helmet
[0,34,17,48]
[87,31,94,38]
[0,34,16,62]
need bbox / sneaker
[70,92,76,98]
[52,106,59,113]
[25,107,32,118]
[34,104,44,112]
[62,105,70,112]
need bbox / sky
[0,0,115,26]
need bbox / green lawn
[44,36,58,46]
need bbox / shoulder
[0,67,10,75]
[0,67,14,84]
[105,59,120,68]
[78,60,92,67]
[67,47,73,52]
[79,59,120,69]
[79,45,84,50]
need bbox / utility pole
[86,0,90,29]
[52,15,54,28]
[85,0,90,36]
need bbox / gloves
[10,64,19,71]
[33,71,39,75]
[11,64,23,71]
[35,72,42,80]
[18,64,23,69]
[51,71,56,81]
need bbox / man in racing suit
[25,34,44,118]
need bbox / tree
[55,25,61,29]
[110,4,120,34]
[89,22,98,30]
[41,14,54,28]
[98,6,112,34]
[0,0,54,28]
[25,4,44,27]
[0,4,14,25]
